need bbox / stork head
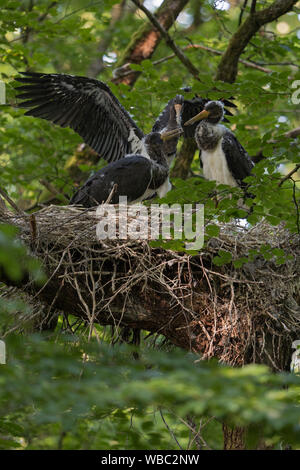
[144,131,163,147]
[172,94,184,126]
[184,100,224,126]
[144,132,165,161]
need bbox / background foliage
[0,0,299,450]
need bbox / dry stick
[131,0,200,80]
[159,408,183,450]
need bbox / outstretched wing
[222,130,254,188]
[15,72,144,163]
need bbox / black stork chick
[69,132,170,207]
[160,95,236,144]
[184,100,254,189]
[152,94,184,166]
[15,72,183,166]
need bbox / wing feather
[15,72,144,162]
[221,130,254,187]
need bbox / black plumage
[160,95,236,144]
[221,131,254,188]
[184,100,254,188]
[15,72,184,166]
[15,72,184,205]
[181,96,236,138]
[15,72,145,162]
[69,133,169,207]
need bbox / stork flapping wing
[15,72,144,163]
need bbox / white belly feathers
[201,140,237,187]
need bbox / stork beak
[161,128,183,141]
[161,103,183,141]
[184,109,210,126]
[174,103,182,119]
[174,103,182,128]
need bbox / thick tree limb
[171,137,198,179]
[0,205,299,368]
[216,0,299,83]
[130,0,200,79]
[113,0,189,86]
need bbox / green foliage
[0,0,300,450]
[0,334,300,450]
[0,224,45,283]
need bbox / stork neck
[148,148,168,168]
[196,121,225,151]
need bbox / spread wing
[222,130,254,187]
[15,72,144,163]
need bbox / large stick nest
[1,205,299,370]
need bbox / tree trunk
[223,424,246,450]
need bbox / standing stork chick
[184,100,254,189]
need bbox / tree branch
[0,205,299,370]
[216,0,298,83]
[130,0,200,79]
[114,43,272,80]
[0,186,26,216]
[113,0,189,86]
[278,163,300,187]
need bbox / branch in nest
[0,205,299,371]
